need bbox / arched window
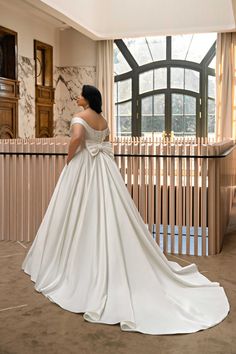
[114,33,216,138]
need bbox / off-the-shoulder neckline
[72,116,109,132]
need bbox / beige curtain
[216,32,236,141]
[96,40,114,140]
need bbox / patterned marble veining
[18,56,35,138]
[17,59,95,138]
[53,66,96,136]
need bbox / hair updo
[81,85,102,114]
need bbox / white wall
[0,0,97,67]
[59,28,97,67]
[36,0,236,39]
[103,0,236,38]
[0,0,97,138]
[0,0,60,64]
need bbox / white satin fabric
[22,117,229,335]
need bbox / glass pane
[115,101,132,136]
[172,33,216,63]
[146,36,166,61]
[139,70,153,93]
[172,34,193,60]
[171,68,199,92]
[187,33,216,63]
[154,95,165,115]
[36,49,43,85]
[185,69,199,92]
[171,68,184,89]
[141,94,165,137]
[184,95,196,115]
[114,44,131,75]
[208,75,216,99]
[208,99,215,136]
[116,79,132,102]
[154,68,167,89]
[124,38,152,65]
[208,56,216,69]
[171,94,196,136]
[141,96,152,115]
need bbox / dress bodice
[70,117,110,142]
[70,116,113,158]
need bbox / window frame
[114,36,216,138]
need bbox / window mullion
[115,39,138,69]
[132,70,140,136]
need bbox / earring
[84,104,89,109]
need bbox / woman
[22,84,229,335]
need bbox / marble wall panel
[53,66,96,136]
[17,59,95,138]
[18,55,35,138]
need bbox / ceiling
[24,0,236,40]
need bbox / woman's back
[76,109,108,131]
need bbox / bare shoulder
[76,110,91,121]
[74,111,86,118]
[75,110,108,130]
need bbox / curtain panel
[216,32,236,141]
[96,40,114,140]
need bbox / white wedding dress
[22,116,229,335]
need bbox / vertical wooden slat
[44,142,50,211]
[16,140,24,241]
[132,143,139,208]
[193,145,199,255]
[35,141,43,234]
[162,144,168,253]
[41,143,47,220]
[9,141,17,241]
[185,145,191,255]
[177,145,183,254]
[49,142,56,196]
[139,144,147,223]
[23,141,31,242]
[215,145,221,253]
[4,140,10,241]
[54,143,61,182]
[148,143,154,233]
[182,153,186,228]
[201,145,207,256]
[169,145,175,254]
[126,143,132,195]
[155,144,161,244]
[29,142,36,240]
[208,145,216,255]
[120,143,126,180]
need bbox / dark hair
[81,85,102,114]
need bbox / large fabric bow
[85,140,114,158]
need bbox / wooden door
[34,40,54,137]
[0,26,19,138]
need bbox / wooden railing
[0,137,236,256]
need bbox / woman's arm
[66,124,85,165]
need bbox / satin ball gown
[22,117,230,335]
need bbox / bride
[22,84,229,335]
